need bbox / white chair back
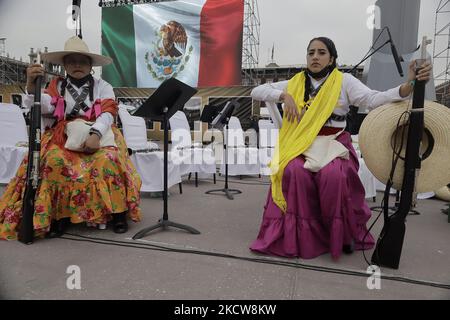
[118,103,136,112]
[227,116,245,147]
[118,108,150,150]
[0,103,28,146]
[265,102,283,129]
[169,111,192,148]
[258,120,278,148]
[118,104,133,120]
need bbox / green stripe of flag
[101,5,137,87]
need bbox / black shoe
[112,212,128,234]
[47,217,70,238]
[343,240,355,254]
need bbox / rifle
[18,71,42,244]
[371,37,432,269]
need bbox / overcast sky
[0,0,446,77]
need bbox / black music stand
[202,101,242,200]
[132,78,200,239]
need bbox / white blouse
[251,73,408,128]
[24,77,115,136]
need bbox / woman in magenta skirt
[250,37,432,259]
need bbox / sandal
[112,212,128,234]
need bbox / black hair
[307,37,338,69]
[304,37,339,102]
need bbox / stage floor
[1,176,449,300]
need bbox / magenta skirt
[250,131,375,259]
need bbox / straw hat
[435,186,450,202]
[41,36,112,67]
[359,100,450,193]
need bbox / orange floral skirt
[0,126,142,240]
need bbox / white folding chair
[258,119,279,175]
[0,103,28,184]
[351,134,378,200]
[220,116,260,176]
[118,106,159,151]
[169,111,216,186]
[265,102,283,129]
[358,158,377,200]
[118,106,182,193]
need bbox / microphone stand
[205,118,242,200]
[347,39,391,75]
[204,101,242,200]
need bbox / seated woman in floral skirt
[0,36,142,239]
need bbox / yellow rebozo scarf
[269,68,343,213]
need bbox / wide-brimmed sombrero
[359,100,450,193]
[435,185,450,201]
[40,36,112,67]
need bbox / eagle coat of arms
[145,21,194,81]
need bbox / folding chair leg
[195,172,198,187]
[179,183,183,194]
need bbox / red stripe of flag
[198,0,244,87]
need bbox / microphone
[72,0,81,21]
[386,27,404,77]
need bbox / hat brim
[359,100,450,193]
[41,50,112,67]
[435,186,450,201]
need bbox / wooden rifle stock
[371,37,431,269]
[18,76,42,244]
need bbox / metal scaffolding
[0,38,6,57]
[0,46,64,86]
[0,56,28,85]
[241,0,260,86]
[0,38,28,85]
[433,0,450,106]
[433,1,450,83]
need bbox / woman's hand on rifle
[400,60,432,98]
[26,64,45,94]
[408,60,432,82]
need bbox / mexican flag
[102,0,244,88]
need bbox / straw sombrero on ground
[435,185,450,202]
[359,100,450,193]
[41,36,112,67]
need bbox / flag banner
[102,0,244,88]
